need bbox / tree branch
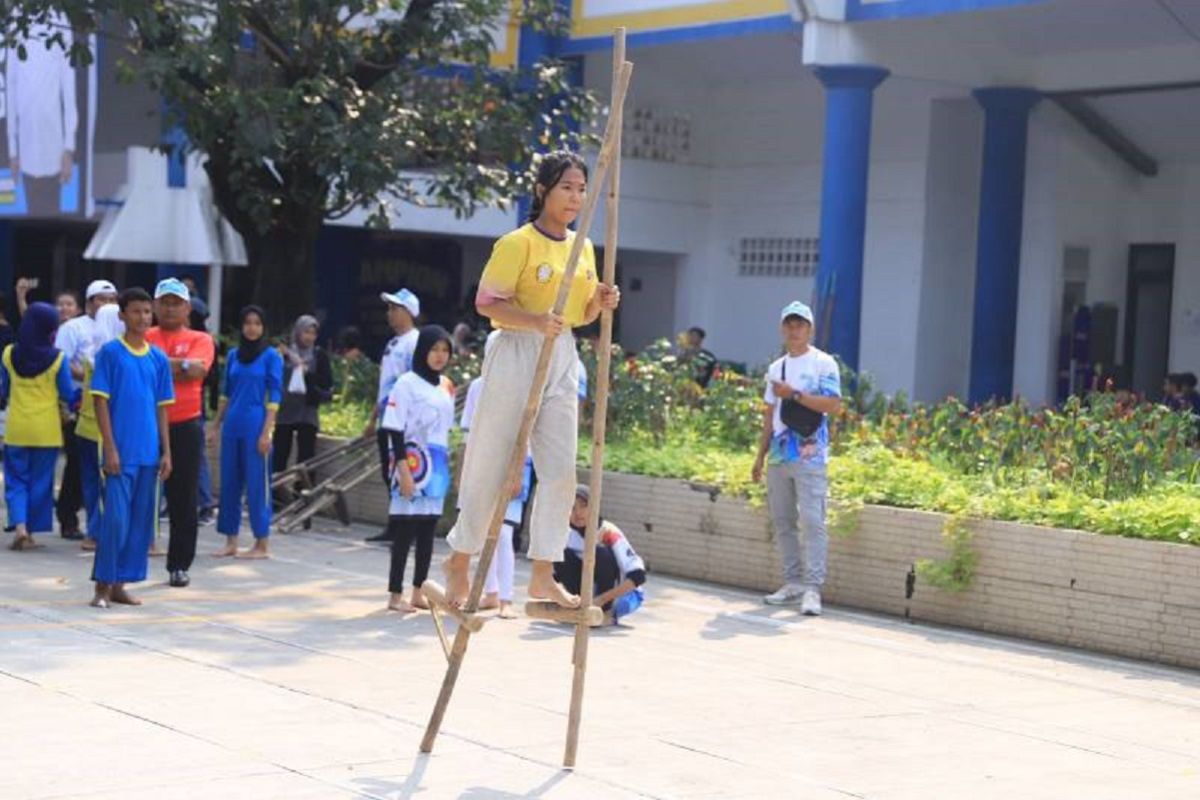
[350,0,438,92]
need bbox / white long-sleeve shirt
[5,20,78,178]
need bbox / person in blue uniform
[89,289,174,608]
[210,306,283,559]
[1,302,75,551]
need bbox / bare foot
[387,593,416,613]
[479,592,499,611]
[498,601,518,620]
[529,560,580,607]
[442,553,471,608]
[90,584,111,608]
[81,539,96,552]
[528,561,579,609]
[237,541,270,560]
[212,538,239,557]
[109,585,142,606]
[148,543,166,557]
[9,534,34,551]
[410,587,430,610]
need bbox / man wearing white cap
[752,301,842,616]
[53,278,119,540]
[363,288,420,542]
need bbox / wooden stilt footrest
[524,602,605,627]
[421,581,486,633]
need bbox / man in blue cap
[363,288,420,542]
[752,301,842,615]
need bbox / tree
[4,1,596,325]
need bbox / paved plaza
[2,521,1200,799]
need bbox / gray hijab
[288,315,319,369]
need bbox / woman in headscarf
[209,306,283,558]
[272,315,334,513]
[1,302,75,550]
[380,325,455,612]
[73,303,124,551]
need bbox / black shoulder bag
[779,360,824,439]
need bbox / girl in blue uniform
[1,302,75,551]
[211,306,283,559]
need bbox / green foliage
[916,515,978,593]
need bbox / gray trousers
[448,330,578,562]
[766,460,828,589]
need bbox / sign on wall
[0,11,97,219]
[571,0,790,38]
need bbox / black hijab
[412,325,451,386]
[236,305,268,365]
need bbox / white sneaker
[764,584,805,605]
[801,589,822,616]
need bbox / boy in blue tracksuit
[211,306,283,559]
[90,289,175,608]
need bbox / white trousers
[484,522,516,601]
[447,330,578,562]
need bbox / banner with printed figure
[1,9,97,218]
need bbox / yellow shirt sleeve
[476,231,530,307]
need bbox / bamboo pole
[563,27,626,769]
[419,59,634,755]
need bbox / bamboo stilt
[563,28,626,769]
[418,58,634,756]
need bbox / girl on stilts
[211,306,283,559]
[381,325,455,613]
[443,150,620,608]
[1,303,75,551]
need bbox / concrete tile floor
[2,522,1199,799]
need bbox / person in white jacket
[5,14,78,217]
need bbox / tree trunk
[244,222,321,333]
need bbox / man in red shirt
[147,278,215,588]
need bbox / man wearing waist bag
[752,301,842,615]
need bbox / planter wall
[587,470,1200,671]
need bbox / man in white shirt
[363,287,420,542]
[5,15,78,217]
[752,301,842,616]
[53,279,118,539]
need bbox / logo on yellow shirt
[536,263,553,284]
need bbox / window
[623,107,691,163]
[737,237,819,278]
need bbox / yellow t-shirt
[76,361,100,442]
[475,224,598,329]
[2,347,66,448]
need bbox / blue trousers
[93,465,158,584]
[3,446,58,532]
[218,434,271,538]
[78,437,103,539]
[197,422,213,510]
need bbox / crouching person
[554,485,646,625]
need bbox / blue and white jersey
[382,371,455,516]
[763,346,841,466]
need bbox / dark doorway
[1123,244,1174,398]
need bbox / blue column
[514,22,562,226]
[968,88,1040,405]
[811,65,888,372]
